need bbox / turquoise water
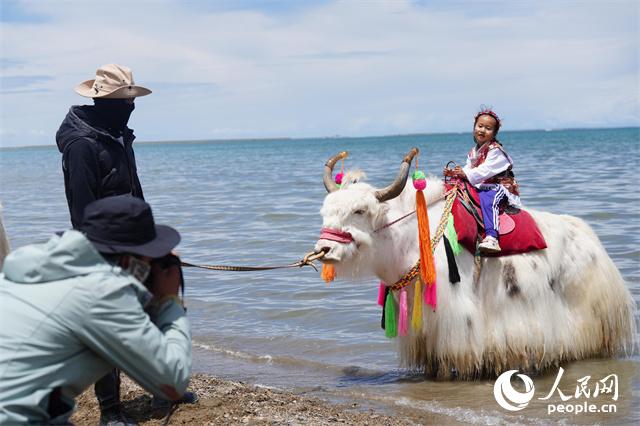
[1,127,639,424]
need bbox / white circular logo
[493,370,535,411]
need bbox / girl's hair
[474,105,501,134]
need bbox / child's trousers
[478,186,508,238]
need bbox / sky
[0,0,638,148]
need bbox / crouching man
[0,195,191,425]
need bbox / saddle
[446,181,547,257]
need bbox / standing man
[55,64,150,425]
[55,65,195,424]
[56,63,147,228]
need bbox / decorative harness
[389,187,457,291]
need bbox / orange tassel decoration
[413,170,436,287]
[321,263,336,283]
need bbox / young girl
[446,107,520,253]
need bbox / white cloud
[0,0,637,147]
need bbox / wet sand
[71,374,414,425]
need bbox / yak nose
[314,241,332,253]
[313,244,338,263]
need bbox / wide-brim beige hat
[75,63,151,98]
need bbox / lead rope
[180,250,326,273]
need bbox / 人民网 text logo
[493,368,619,415]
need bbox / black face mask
[93,98,135,134]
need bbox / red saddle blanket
[447,183,547,256]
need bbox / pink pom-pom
[377,282,386,306]
[413,179,426,191]
[335,172,344,185]
[399,288,408,336]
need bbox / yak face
[316,148,419,278]
[315,174,390,277]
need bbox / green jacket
[0,230,192,424]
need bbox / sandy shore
[70,374,411,425]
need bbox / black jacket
[56,106,144,228]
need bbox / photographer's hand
[150,260,181,300]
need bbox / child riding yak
[445,107,520,254]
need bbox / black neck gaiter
[93,98,135,135]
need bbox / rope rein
[374,210,416,232]
[180,249,327,273]
[373,187,454,233]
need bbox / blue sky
[0,0,638,147]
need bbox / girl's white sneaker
[479,236,501,254]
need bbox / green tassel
[446,215,463,255]
[384,292,397,338]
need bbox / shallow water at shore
[2,127,639,424]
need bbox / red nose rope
[318,227,353,283]
[319,227,354,243]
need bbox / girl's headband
[474,109,501,127]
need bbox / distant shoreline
[1,126,638,150]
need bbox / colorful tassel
[398,288,408,336]
[380,286,389,329]
[384,292,397,338]
[424,276,437,310]
[416,188,436,286]
[443,236,461,284]
[377,282,386,306]
[335,158,345,188]
[321,263,336,283]
[446,215,463,255]
[411,278,423,331]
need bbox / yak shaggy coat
[317,173,637,379]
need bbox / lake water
[1,127,638,424]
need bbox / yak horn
[375,147,419,202]
[323,151,349,193]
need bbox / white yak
[315,148,636,379]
